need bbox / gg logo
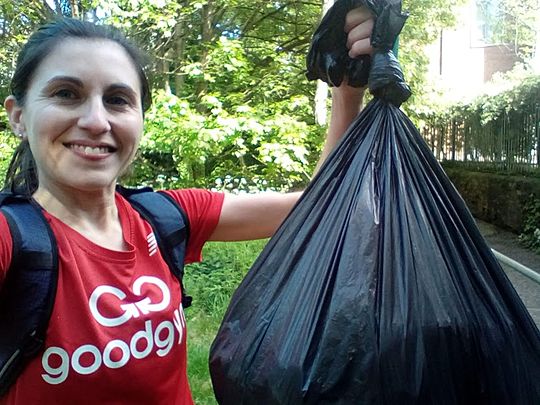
[89,276,171,327]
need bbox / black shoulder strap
[0,193,58,397]
[117,186,192,308]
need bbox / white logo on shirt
[147,232,158,256]
[40,276,186,386]
[89,276,170,327]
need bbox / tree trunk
[195,0,215,108]
[173,19,186,95]
[190,1,217,181]
[163,56,172,95]
[69,0,79,18]
[314,0,335,126]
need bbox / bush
[519,195,540,254]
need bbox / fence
[421,99,540,174]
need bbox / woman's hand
[345,6,374,59]
[332,6,374,101]
[318,6,374,169]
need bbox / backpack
[0,186,191,396]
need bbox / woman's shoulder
[115,187,224,256]
[162,188,225,214]
[160,189,225,263]
[161,189,225,231]
[115,187,224,223]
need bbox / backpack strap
[0,193,58,397]
[117,186,193,308]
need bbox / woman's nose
[77,97,111,134]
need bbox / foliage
[421,73,540,171]
[0,0,472,191]
[184,240,266,404]
[477,0,539,61]
[446,74,540,136]
[126,86,320,191]
[117,0,472,190]
[519,194,540,254]
[0,110,17,186]
[184,239,267,316]
[466,74,540,122]
[107,1,326,191]
[399,0,468,116]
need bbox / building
[425,0,520,103]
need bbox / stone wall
[443,167,540,233]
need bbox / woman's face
[6,38,144,195]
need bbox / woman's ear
[4,96,26,138]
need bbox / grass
[186,311,222,404]
[184,239,267,404]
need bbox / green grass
[186,311,222,404]
[184,239,267,404]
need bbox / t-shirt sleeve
[163,189,224,264]
[0,213,13,288]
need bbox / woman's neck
[33,184,128,251]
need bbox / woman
[0,8,373,404]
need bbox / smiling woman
[4,19,151,198]
[5,39,144,198]
[0,13,374,405]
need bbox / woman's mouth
[65,143,117,156]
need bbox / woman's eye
[53,89,76,99]
[106,95,129,106]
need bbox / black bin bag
[209,1,540,404]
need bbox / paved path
[476,219,540,328]
[476,219,540,271]
[500,261,540,327]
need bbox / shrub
[519,195,540,254]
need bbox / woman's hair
[4,17,152,195]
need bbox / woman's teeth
[70,144,111,155]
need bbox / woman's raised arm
[210,7,374,242]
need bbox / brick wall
[483,45,519,82]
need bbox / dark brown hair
[4,18,152,195]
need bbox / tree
[477,0,540,61]
[0,0,475,191]
[105,0,323,190]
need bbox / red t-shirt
[0,189,224,405]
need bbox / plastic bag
[209,1,540,403]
